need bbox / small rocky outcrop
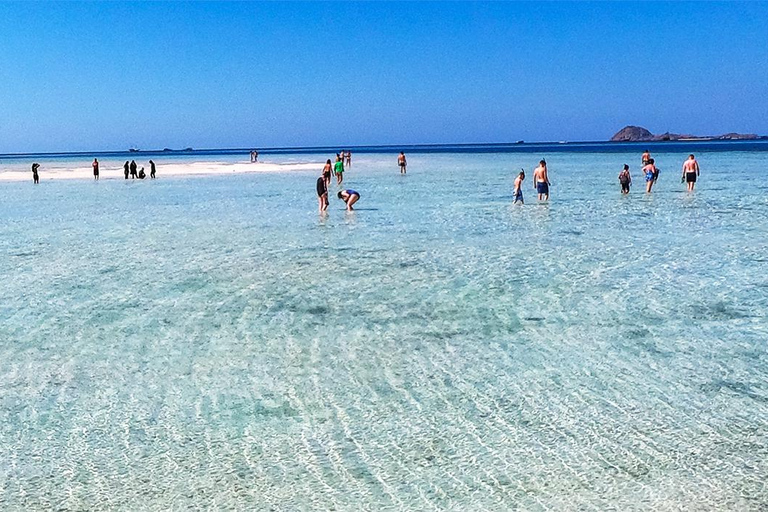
[610,126,654,142]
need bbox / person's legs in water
[346,193,359,210]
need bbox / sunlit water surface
[1,151,767,510]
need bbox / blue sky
[1,2,767,152]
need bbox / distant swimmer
[123,161,130,179]
[334,156,344,185]
[32,163,40,184]
[149,160,156,179]
[345,151,352,167]
[322,159,332,187]
[92,158,100,180]
[532,159,550,201]
[398,152,407,174]
[642,158,657,193]
[513,170,525,204]
[337,189,360,211]
[619,164,631,194]
[316,173,329,212]
[138,167,146,179]
[130,160,137,179]
[682,154,700,192]
[642,149,651,166]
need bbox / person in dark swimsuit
[337,189,360,210]
[138,167,146,179]
[149,160,156,179]
[123,161,130,179]
[322,159,332,187]
[130,160,137,179]
[92,158,100,180]
[316,174,329,212]
[619,164,631,194]
[32,163,40,184]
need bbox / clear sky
[1,1,767,152]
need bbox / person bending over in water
[316,173,329,212]
[322,159,332,187]
[398,152,407,174]
[337,189,360,210]
[123,161,130,179]
[32,163,40,184]
[619,164,631,194]
[642,158,657,193]
[334,156,344,185]
[513,170,525,204]
[532,160,550,201]
[149,160,156,179]
[682,154,700,192]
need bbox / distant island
[610,125,766,142]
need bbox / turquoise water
[1,151,767,510]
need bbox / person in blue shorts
[513,170,525,204]
[533,160,550,201]
[337,189,360,210]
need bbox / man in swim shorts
[337,189,360,211]
[398,152,407,174]
[642,158,657,193]
[532,160,550,201]
[32,163,40,184]
[334,156,344,185]
[682,154,700,192]
[92,158,100,180]
[618,164,631,194]
[316,173,329,212]
[642,150,651,166]
[513,170,525,204]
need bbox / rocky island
[610,125,764,142]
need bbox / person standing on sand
[92,158,100,180]
[149,160,156,179]
[513,170,525,204]
[32,163,40,184]
[532,160,550,201]
[337,189,360,210]
[682,154,700,192]
[322,159,332,187]
[316,173,329,212]
[642,150,651,166]
[130,160,137,179]
[398,152,407,174]
[334,156,344,185]
[619,164,631,194]
[123,161,130,179]
[642,158,657,193]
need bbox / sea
[1,141,767,510]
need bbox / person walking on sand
[682,154,700,192]
[322,159,333,187]
[149,160,156,179]
[316,172,329,212]
[92,158,100,180]
[398,152,407,174]
[642,158,657,193]
[513,170,525,204]
[32,163,40,184]
[334,156,344,185]
[123,161,130,179]
[532,160,550,201]
[337,189,360,211]
[642,149,651,166]
[130,160,137,179]
[619,164,631,195]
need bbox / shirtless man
[513,170,525,204]
[92,158,100,180]
[532,160,550,201]
[642,150,651,166]
[682,154,700,192]
[398,152,407,174]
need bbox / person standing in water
[123,161,130,179]
[513,170,525,204]
[334,156,344,185]
[532,160,550,201]
[149,160,156,179]
[322,159,332,187]
[619,164,631,194]
[316,172,329,212]
[642,149,651,166]
[92,158,100,180]
[32,163,40,184]
[398,152,407,174]
[130,160,137,179]
[682,154,700,192]
[337,189,360,210]
[345,151,352,168]
[642,158,657,193]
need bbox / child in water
[618,164,631,194]
[513,170,525,204]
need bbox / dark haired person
[682,154,700,192]
[317,172,329,212]
[642,158,657,193]
[642,149,651,166]
[513,170,525,204]
[32,163,40,184]
[619,164,631,194]
[92,158,100,180]
[398,152,407,174]
[334,156,344,185]
[124,161,130,179]
[337,189,360,211]
[149,160,156,179]
[138,167,146,179]
[322,159,332,187]
[130,160,138,179]
[533,160,550,201]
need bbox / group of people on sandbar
[618,151,700,194]
[32,159,158,183]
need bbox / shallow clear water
[1,151,767,510]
